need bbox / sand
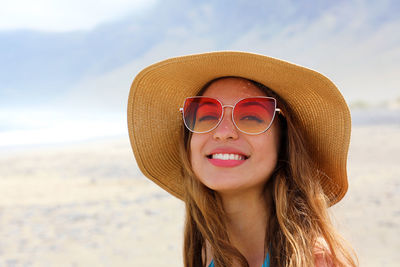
[332,124,400,266]
[0,124,399,266]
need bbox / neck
[219,186,272,265]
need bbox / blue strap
[262,253,270,267]
[208,253,270,267]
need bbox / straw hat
[127,51,351,205]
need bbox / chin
[201,178,261,196]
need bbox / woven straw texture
[127,51,351,205]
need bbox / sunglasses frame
[179,96,282,135]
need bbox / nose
[212,107,239,141]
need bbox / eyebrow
[198,101,218,108]
[196,99,272,112]
[239,101,271,111]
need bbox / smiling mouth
[206,153,249,161]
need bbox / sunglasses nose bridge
[220,104,235,123]
[221,104,234,112]
[214,104,238,132]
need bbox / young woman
[127,51,358,267]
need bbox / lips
[210,153,246,161]
[206,148,249,167]
[206,148,249,159]
[207,153,249,160]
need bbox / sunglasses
[179,96,282,135]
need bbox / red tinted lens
[233,97,276,134]
[183,97,222,132]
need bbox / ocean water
[0,108,126,149]
[351,108,400,126]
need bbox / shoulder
[314,252,334,267]
[313,237,334,267]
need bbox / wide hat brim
[127,51,350,206]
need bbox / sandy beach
[0,124,399,267]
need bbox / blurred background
[0,0,399,266]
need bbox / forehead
[202,78,266,104]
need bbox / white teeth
[211,153,245,160]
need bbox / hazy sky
[0,0,158,31]
[0,0,399,145]
[1,0,399,107]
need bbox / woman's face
[190,77,281,196]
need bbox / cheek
[189,134,203,170]
[255,139,279,165]
[255,125,281,166]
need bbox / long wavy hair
[179,77,358,267]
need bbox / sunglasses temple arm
[276,108,285,117]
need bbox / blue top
[208,253,270,267]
